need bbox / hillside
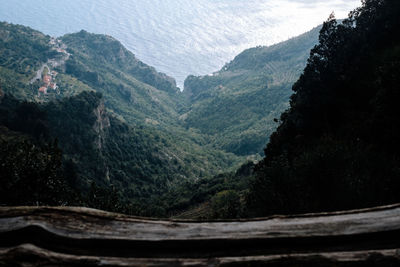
[0,22,249,216]
[5,8,393,220]
[247,0,400,216]
[0,91,198,215]
[61,30,244,178]
[61,30,184,127]
[0,22,244,182]
[182,26,321,156]
[0,22,54,99]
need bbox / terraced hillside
[0,21,330,217]
[0,22,243,216]
[183,26,321,156]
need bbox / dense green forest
[246,0,400,216]
[0,92,75,206]
[62,30,182,125]
[183,26,320,156]
[0,21,246,216]
[1,0,399,219]
[0,90,251,216]
[0,90,234,215]
[0,19,304,217]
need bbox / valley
[0,21,318,217]
[2,1,400,265]
[1,0,399,220]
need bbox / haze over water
[0,0,360,88]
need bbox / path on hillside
[29,64,49,84]
[30,39,70,85]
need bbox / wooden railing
[1,204,400,266]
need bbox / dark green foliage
[103,116,192,201]
[63,30,179,94]
[160,161,254,219]
[7,6,400,220]
[42,92,198,208]
[61,30,183,126]
[0,97,73,206]
[0,22,58,100]
[247,0,400,216]
[0,132,70,206]
[0,94,47,138]
[182,26,321,156]
[60,29,242,180]
[0,21,244,195]
[0,22,245,216]
[0,22,52,75]
[86,182,124,213]
[41,90,241,217]
[0,94,54,147]
[0,92,192,215]
[65,58,101,86]
[44,91,108,186]
[209,190,241,219]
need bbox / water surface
[0,0,360,88]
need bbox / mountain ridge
[181,25,321,156]
[0,20,324,217]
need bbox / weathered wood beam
[1,204,400,266]
[1,244,400,266]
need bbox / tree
[246,0,400,217]
[210,190,241,219]
[0,132,71,206]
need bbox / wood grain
[1,205,400,266]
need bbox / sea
[0,0,360,89]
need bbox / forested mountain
[62,30,184,126]
[0,23,56,99]
[0,18,330,217]
[4,0,396,220]
[0,21,251,216]
[182,26,321,156]
[60,30,244,180]
[0,96,70,206]
[247,0,400,217]
[0,21,243,183]
[0,91,198,215]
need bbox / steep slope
[247,0,400,216]
[59,30,243,177]
[0,22,243,198]
[0,22,96,102]
[0,91,221,216]
[44,91,204,215]
[183,26,321,156]
[0,22,54,99]
[0,93,76,206]
[0,22,186,127]
[61,30,186,127]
